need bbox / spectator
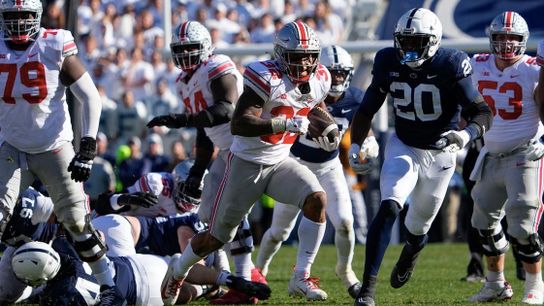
[122,47,155,102]
[146,78,178,120]
[85,133,117,200]
[96,132,116,167]
[210,27,229,49]
[97,84,118,140]
[116,91,148,143]
[282,1,297,24]
[79,34,101,72]
[250,13,275,43]
[142,133,170,174]
[167,140,188,172]
[314,1,344,44]
[206,3,241,44]
[118,136,145,189]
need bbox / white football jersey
[231,60,331,165]
[175,54,243,151]
[471,53,543,153]
[0,28,78,153]
[126,172,178,217]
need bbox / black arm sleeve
[91,192,130,216]
[457,77,493,138]
[190,128,214,178]
[186,100,234,128]
[358,84,388,118]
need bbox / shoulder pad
[243,60,276,100]
[206,54,237,81]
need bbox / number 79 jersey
[0,28,78,153]
[470,53,542,153]
[231,60,331,165]
[363,47,473,149]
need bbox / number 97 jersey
[0,28,78,154]
[363,47,473,149]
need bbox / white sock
[174,243,204,280]
[214,249,231,273]
[487,270,505,283]
[525,271,543,285]
[334,226,355,273]
[294,216,326,276]
[88,257,115,286]
[232,252,254,281]
[256,229,283,276]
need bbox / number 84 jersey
[0,28,78,153]
[231,60,331,165]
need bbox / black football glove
[146,113,188,129]
[117,192,158,208]
[68,137,96,182]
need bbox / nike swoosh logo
[510,74,520,78]
[426,75,437,79]
[341,109,352,114]
[397,271,410,282]
[442,165,453,170]
[28,53,37,58]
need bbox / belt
[487,146,528,158]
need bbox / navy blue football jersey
[2,188,58,247]
[40,236,137,306]
[360,47,474,149]
[135,212,206,256]
[291,87,364,163]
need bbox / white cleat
[468,281,513,302]
[161,254,185,305]
[288,273,328,301]
[522,282,544,305]
[335,264,360,288]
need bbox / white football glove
[313,135,340,152]
[527,138,544,161]
[285,116,309,134]
[537,40,544,66]
[349,137,380,175]
[435,130,471,153]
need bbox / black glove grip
[79,137,97,161]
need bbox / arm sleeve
[457,77,493,138]
[69,72,102,138]
[357,50,389,117]
[186,100,235,128]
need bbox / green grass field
[195,243,528,305]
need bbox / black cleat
[348,282,362,299]
[99,285,127,306]
[354,276,376,306]
[225,275,272,300]
[354,296,375,306]
[390,243,422,289]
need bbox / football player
[160,20,331,304]
[349,8,493,306]
[0,1,124,304]
[146,22,261,304]
[468,11,544,304]
[255,45,379,298]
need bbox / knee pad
[380,200,401,218]
[478,228,509,257]
[511,234,543,264]
[230,218,254,256]
[70,215,108,262]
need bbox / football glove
[313,135,340,152]
[349,137,380,175]
[285,116,309,134]
[68,137,96,182]
[527,137,544,161]
[435,130,471,153]
[537,40,544,66]
[146,113,188,129]
[117,192,158,208]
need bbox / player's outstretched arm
[92,192,158,216]
[147,74,238,129]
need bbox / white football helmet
[320,45,354,98]
[0,0,42,43]
[488,11,529,60]
[274,21,321,82]
[170,21,213,71]
[172,159,207,213]
[11,241,61,286]
[394,8,442,68]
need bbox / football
[307,107,339,142]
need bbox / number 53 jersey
[0,28,78,153]
[361,47,473,149]
[470,53,542,153]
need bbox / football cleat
[354,296,375,306]
[210,289,258,305]
[468,281,513,302]
[461,273,485,283]
[390,243,422,289]
[335,263,360,289]
[225,275,271,300]
[354,276,377,306]
[348,282,362,299]
[288,273,328,301]
[522,281,544,305]
[251,267,268,285]
[161,254,185,305]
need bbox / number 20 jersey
[470,53,542,153]
[231,60,331,165]
[175,54,243,151]
[361,47,473,149]
[0,28,78,153]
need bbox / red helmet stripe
[504,11,513,28]
[179,21,189,41]
[16,0,22,7]
[295,21,308,48]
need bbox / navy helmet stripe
[332,45,339,64]
[406,8,419,29]
[15,248,60,262]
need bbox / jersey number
[0,62,47,104]
[390,82,442,121]
[183,90,208,113]
[478,81,522,120]
[260,106,310,144]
